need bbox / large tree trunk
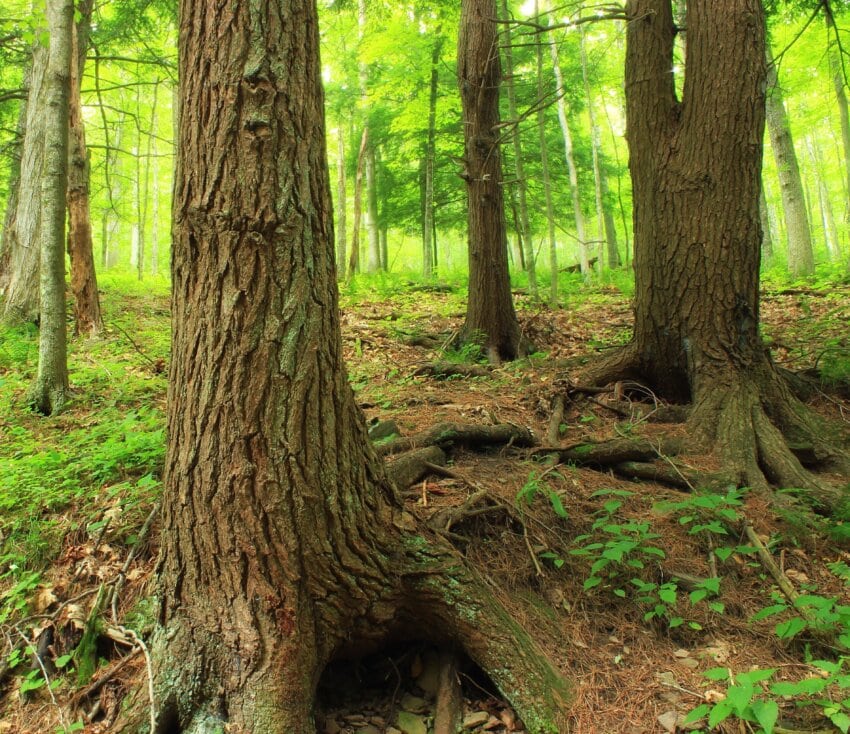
[458,0,522,361]
[765,44,814,278]
[1,43,48,324]
[584,0,845,506]
[500,0,537,297]
[67,0,103,336]
[145,0,569,731]
[30,0,72,415]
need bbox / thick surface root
[583,350,847,511]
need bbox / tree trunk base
[582,346,848,511]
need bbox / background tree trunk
[67,0,103,336]
[535,0,559,307]
[336,127,347,274]
[31,0,73,415]
[765,44,814,277]
[422,36,442,279]
[826,2,850,220]
[458,0,522,361]
[545,2,589,278]
[500,0,537,297]
[1,43,48,324]
[581,27,614,270]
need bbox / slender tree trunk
[759,183,774,259]
[349,127,368,277]
[535,0,558,307]
[600,169,621,268]
[581,27,611,269]
[1,43,48,324]
[66,0,103,336]
[807,136,840,260]
[545,2,589,277]
[365,147,381,272]
[31,0,72,415]
[499,0,537,296]
[765,44,814,277]
[151,105,161,275]
[336,127,347,274]
[422,36,442,279]
[826,3,850,220]
[458,0,522,361]
[0,64,29,300]
[143,0,570,730]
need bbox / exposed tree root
[386,446,447,489]
[581,345,848,511]
[432,650,462,734]
[377,422,537,458]
[532,436,682,467]
[412,361,493,378]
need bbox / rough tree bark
[143,0,569,731]
[67,0,103,336]
[458,0,523,361]
[583,0,846,507]
[30,0,72,415]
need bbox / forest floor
[1,275,849,734]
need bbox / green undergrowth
[517,463,850,734]
[0,276,169,578]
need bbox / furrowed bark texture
[584,0,846,503]
[458,0,522,361]
[150,0,569,731]
[621,0,765,403]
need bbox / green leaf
[771,677,828,696]
[658,584,677,605]
[54,654,73,669]
[690,589,708,605]
[735,668,776,685]
[714,547,733,561]
[751,603,788,621]
[547,490,568,519]
[775,617,807,639]
[830,711,850,734]
[583,576,602,590]
[704,667,731,681]
[683,704,710,724]
[750,699,778,734]
[708,699,734,728]
[725,683,755,715]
